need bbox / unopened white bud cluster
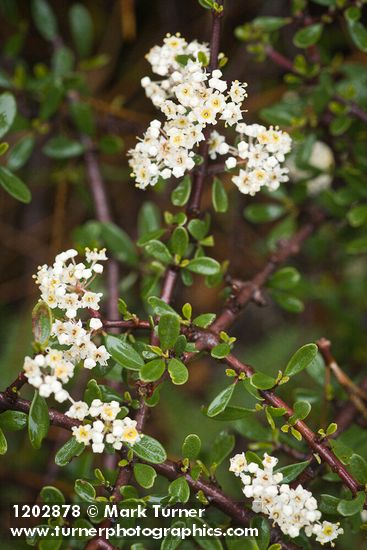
[68,399,140,453]
[23,249,111,402]
[128,33,292,196]
[230,453,343,546]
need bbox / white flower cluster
[230,453,343,546]
[23,249,110,402]
[224,123,291,196]
[34,248,107,317]
[68,399,140,453]
[128,33,247,189]
[128,33,292,196]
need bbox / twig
[210,212,324,333]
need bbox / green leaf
[99,135,124,155]
[268,267,300,290]
[74,479,96,502]
[83,379,102,405]
[207,384,235,417]
[284,343,318,378]
[138,201,161,236]
[319,494,340,515]
[205,406,253,421]
[337,491,365,516]
[252,16,290,31]
[158,314,180,351]
[212,178,228,213]
[293,23,323,48]
[187,218,209,241]
[52,46,74,77]
[251,516,270,550]
[168,358,189,385]
[250,372,276,390]
[244,203,285,223]
[169,226,189,257]
[182,434,201,460]
[43,136,84,159]
[276,460,309,483]
[347,20,367,52]
[70,101,95,136]
[293,400,311,420]
[133,463,157,488]
[0,166,31,203]
[144,240,172,264]
[209,431,235,467]
[347,205,367,227]
[198,0,214,9]
[31,0,58,41]
[349,453,367,484]
[171,176,191,206]
[100,222,137,266]
[28,391,50,449]
[69,3,94,58]
[210,343,230,359]
[168,476,190,503]
[161,520,186,550]
[0,411,27,431]
[32,301,52,346]
[148,296,178,317]
[0,92,16,139]
[186,257,220,276]
[130,435,167,464]
[0,428,7,455]
[140,359,166,382]
[7,135,35,170]
[193,313,216,328]
[55,437,85,467]
[270,290,304,313]
[40,486,65,504]
[105,335,144,371]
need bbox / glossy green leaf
[210,343,230,359]
[43,136,84,159]
[212,178,228,213]
[192,313,216,328]
[0,411,27,431]
[144,240,172,264]
[349,453,367,484]
[347,20,367,52]
[0,92,16,139]
[74,479,96,502]
[182,434,201,460]
[100,222,137,266]
[31,0,58,41]
[7,135,35,170]
[171,176,191,206]
[347,205,367,227]
[158,314,180,351]
[337,491,365,516]
[55,437,85,467]
[0,428,7,455]
[207,384,235,417]
[186,257,220,276]
[70,101,95,136]
[28,391,50,449]
[250,372,276,390]
[0,166,31,203]
[209,430,235,467]
[284,343,318,378]
[105,335,144,371]
[168,358,189,385]
[40,486,65,504]
[140,359,166,382]
[268,267,300,290]
[130,435,167,464]
[133,463,157,488]
[276,460,309,483]
[69,3,94,58]
[293,23,323,48]
[168,476,190,503]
